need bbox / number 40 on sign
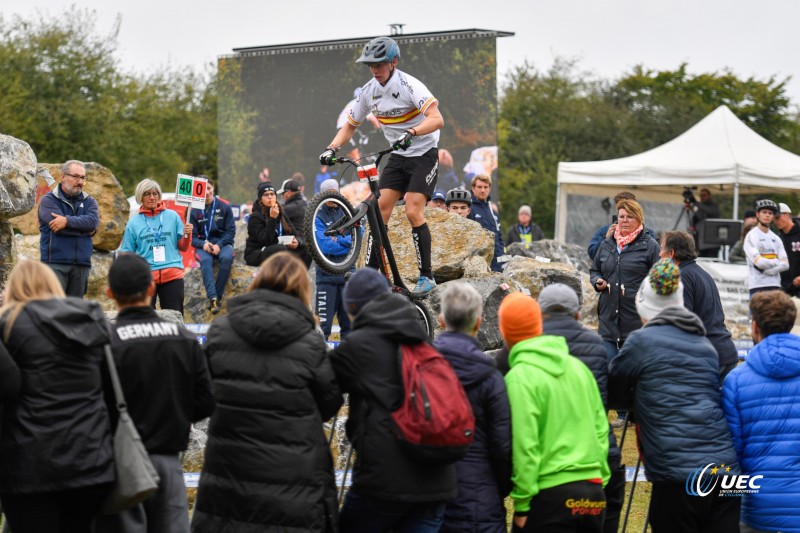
[175,174,207,209]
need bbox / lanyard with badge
[143,212,166,263]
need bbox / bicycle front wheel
[304,190,364,275]
[412,299,436,340]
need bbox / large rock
[0,134,38,218]
[507,240,593,273]
[9,162,129,251]
[357,206,493,285]
[183,262,259,323]
[0,221,16,286]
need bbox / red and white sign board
[175,174,207,209]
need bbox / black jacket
[590,231,661,345]
[107,306,215,454]
[193,289,342,533]
[434,332,511,533]
[283,193,308,238]
[678,259,738,368]
[608,306,738,483]
[330,292,458,502]
[0,299,115,494]
[779,219,800,297]
[244,206,305,267]
[506,223,544,245]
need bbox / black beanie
[109,253,153,296]
[343,268,391,315]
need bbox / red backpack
[389,342,475,463]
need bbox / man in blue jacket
[189,177,236,313]
[314,179,356,340]
[38,160,99,297]
[723,290,800,533]
[468,175,504,272]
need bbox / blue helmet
[356,36,400,64]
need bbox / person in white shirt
[743,198,789,296]
[320,36,444,297]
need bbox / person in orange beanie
[500,292,610,532]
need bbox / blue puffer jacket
[608,306,739,482]
[433,332,511,533]
[723,333,800,533]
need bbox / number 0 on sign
[175,174,207,209]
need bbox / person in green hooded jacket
[500,292,610,532]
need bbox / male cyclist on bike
[320,36,444,296]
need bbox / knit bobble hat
[636,259,684,321]
[257,181,275,199]
[343,268,391,316]
[498,292,543,347]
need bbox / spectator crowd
[0,154,797,533]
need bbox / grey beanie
[538,283,580,315]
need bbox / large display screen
[217,30,510,203]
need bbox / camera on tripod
[682,186,697,205]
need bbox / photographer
[685,188,721,257]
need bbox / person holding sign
[120,179,193,313]
[189,177,236,314]
[244,182,304,267]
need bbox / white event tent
[555,105,800,241]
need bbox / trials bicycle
[303,147,435,338]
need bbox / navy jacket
[434,332,511,533]
[723,333,800,532]
[608,306,739,483]
[38,185,99,267]
[678,259,738,368]
[590,231,661,345]
[468,197,504,272]
[189,196,236,249]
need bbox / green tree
[0,8,217,194]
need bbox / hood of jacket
[746,332,800,379]
[137,201,168,217]
[352,292,428,344]
[645,305,706,336]
[434,331,495,387]
[227,288,316,349]
[20,298,109,348]
[507,334,569,377]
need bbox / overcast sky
[8,0,800,106]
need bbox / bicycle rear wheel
[412,299,435,340]
[304,190,363,275]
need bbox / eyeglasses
[64,173,86,181]
[142,191,160,197]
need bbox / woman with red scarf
[590,199,661,360]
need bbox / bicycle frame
[330,148,412,295]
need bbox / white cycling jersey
[743,226,789,290]
[348,69,439,158]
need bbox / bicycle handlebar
[330,146,395,167]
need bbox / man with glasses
[38,160,99,297]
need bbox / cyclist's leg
[405,192,432,278]
[404,148,439,280]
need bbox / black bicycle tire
[304,190,364,275]
[412,299,436,340]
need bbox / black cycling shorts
[380,147,438,199]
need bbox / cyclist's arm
[327,122,358,151]
[412,101,444,136]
